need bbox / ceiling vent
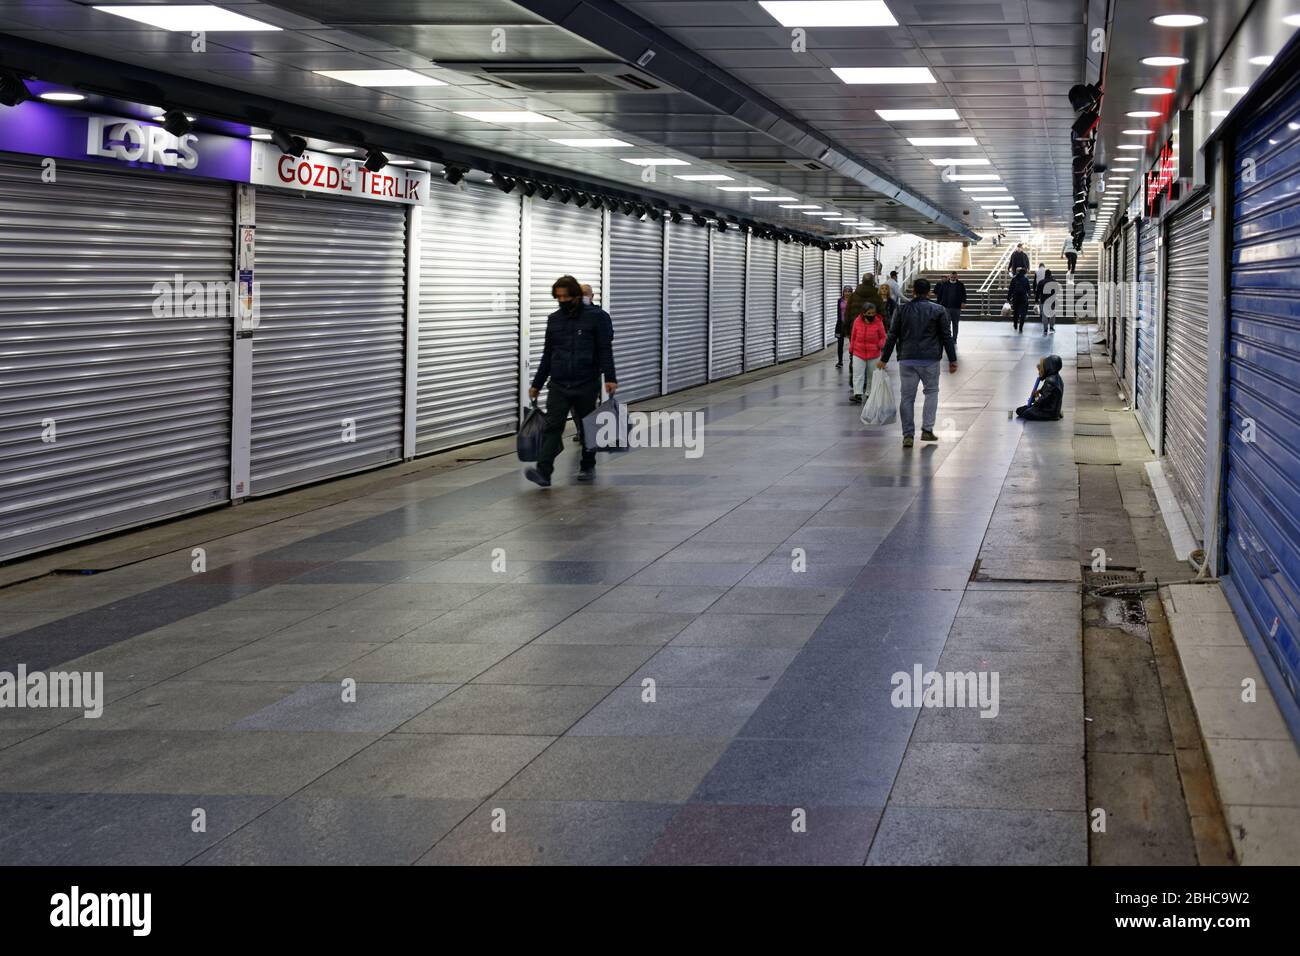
[437,61,667,94]
[722,158,829,172]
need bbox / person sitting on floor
[1016,354,1064,421]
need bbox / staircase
[920,230,1100,323]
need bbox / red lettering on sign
[297,162,312,186]
[277,155,294,184]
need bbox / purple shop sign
[0,100,252,182]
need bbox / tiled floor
[0,325,1093,865]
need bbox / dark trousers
[836,335,845,364]
[946,307,961,344]
[1065,253,1077,274]
[1012,301,1028,332]
[538,386,598,476]
[1016,403,1060,421]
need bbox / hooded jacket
[531,301,617,392]
[1023,354,1064,420]
[1007,273,1032,306]
[845,276,885,329]
[849,312,887,360]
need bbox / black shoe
[902,435,914,448]
[524,467,551,487]
[850,395,862,404]
[921,430,939,442]
[576,466,595,483]
[835,363,844,369]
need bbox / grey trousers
[898,362,941,437]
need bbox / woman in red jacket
[848,302,887,403]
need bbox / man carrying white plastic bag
[860,370,897,426]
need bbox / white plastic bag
[1000,301,1013,318]
[860,369,897,426]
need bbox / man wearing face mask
[571,283,615,444]
[526,275,618,487]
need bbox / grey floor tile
[624,562,755,587]
[402,560,535,584]
[193,796,477,865]
[569,684,770,737]
[262,603,446,643]
[670,613,825,648]
[222,583,385,611]
[304,734,552,800]
[692,737,907,807]
[233,682,457,733]
[645,803,881,865]
[628,646,799,688]
[397,608,568,646]
[418,800,678,866]
[496,736,730,802]
[912,692,1084,746]
[398,683,608,735]
[474,644,658,686]
[336,582,499,612]
[63,680,301,731]
[708,587,845,616]
[585,585,729,614]
[889,742,1085,811]
[866,806,1087,865]
[533,611,696,646]
[329,643,513,683]
[184,638,384,682]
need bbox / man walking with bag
[525,275,617,487]
[876,278,958,449]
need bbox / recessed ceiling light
[717,186,767,191]
[961,186,1008,192]
[1134,86,1175,95]
[249,132,272,141]
[780,204,820,209]
[832,67,936,84]
[1152,14,1207,27]
[1118,144,1145,150]
[751,196,799,201]
[324,147,356,155]
[1122,129,1154,135]
[876,108,961,121]
[389,160,415,166]
[152,112,195,122]
[1127,111,1161,118]
[810,211,840,216]
[1105,175,1129,180]
[907,137,978,146]
[1249,55,1275,66]
[456,110,555,123]
[1113,157,1140,163]
[929,158,990,166]
[947,174,1001,181]
[39,91,86,102]
[758,1,898,27]
[1224,86,1249,94]
[976,197,1015,203]
[549,138,633,147]
[93,4,282,31]
[620,157,689,166]
[316,69,442,87]
[675,174,733,181]
[1141,56,1188,66]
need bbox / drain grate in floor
[1085,568,1144,588]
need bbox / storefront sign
[1145,110,1196,216]
[250,142,428,205]
[0,101,251,181]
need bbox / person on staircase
[1007,267,1032,334]
[1061,237,1077,278]
[1009,243,1030,280]
[934,271,968,345]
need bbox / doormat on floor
[1074,435,1122,464]
[1074,423,1113,436]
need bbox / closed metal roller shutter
[709,227,745,380]
[527,198,603,399]
[251,190,406,494]
[804,249,823,354]
[1163,191,1212,536]
[1135,219,1161,449]
[416,181,520,454]
[1225,73,1300,715]
[1124,221,1138,400]
[746,236,777,369]
[666,219,708,392]
[777,242,802,361]
[607,213,661,402]
[826,251,842,346]
[0,157,233,562]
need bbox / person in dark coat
[1008,243,1030,279]
[1016,354,1065,420]
[1007,267,1032,333]
[845,274,885,333]
[835,284,853,368]
[934,271,968,344]
[1035,269,1059,334]
[525,275,617,487]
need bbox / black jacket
[880,298,957,364]
[934,279,967,309]
[1024,354,1064,420]
[531,301,617,392]
[1009,250,1030,275]
[1007,274,1032,305]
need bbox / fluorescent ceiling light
[550,138,633,147]
[961,186,1008,192]
[947,174,1000,181]
[389,160,415,166]
[758,1,898,28]
[1141,56,1188,66]
[1249,55,1275,66]
[1126,110,1160,117]
[876,108,961,121]
[929,158,990,166]
[780,204,820,209]
[324,147,356,155]
[1118,144,1145,150]
[832,67,936,84]
[976,197,1015,203]
[93,4,282,31]
[717,186,767,191]
[39,91,85,102]
[1122,129,1154,135]
[1211,109,1230,117]
[751,196,799,201]
[908,137,978,146]
[1224,86,1249,94]
[1134,86,1174,95]
[675,174,733,181]
[1152,14,1207,27]
[620,157,689,166]
[249,132,272,141]
[1286,15,1300,27]
[316,69,442,87]
[457,110,554,123]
